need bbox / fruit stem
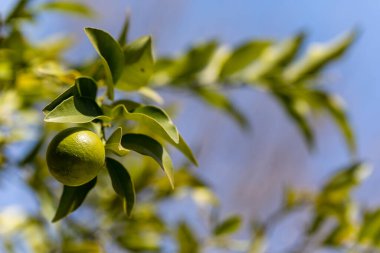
[100,122,107,144]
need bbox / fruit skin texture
[46,127,105,186]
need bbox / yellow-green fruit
[46,127,105,186]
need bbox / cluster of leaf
[151,30,356,151]
[0,1,369,253]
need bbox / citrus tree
[0,1,379,253]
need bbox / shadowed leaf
[52,178,97,222]
[121,134,174,188]
[106,158,135,216]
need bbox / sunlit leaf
[168,41,218,84]
[213,215,242,236]
[85,28,124,99]
[323,223,356,247]
[37,2,95,17]
[52,178,97,222]
[103,103,179,143]
[121,134,174,188]
[5,0,31,24]
[284,31,356,84]
[103,102,197,165]
[117,36,154,90]
[322,162,371,199]
[62,242,103,253]
[118,12,130,46]
[177,222,199,253]
[220,40,271,78]
[246,33,305,81]
[358,209,380,246]
[311,91,355,153]
[106,158,135,216]
[137,87,164,104]
[44,96,103,123]
[105,128,129,156]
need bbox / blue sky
[2,1,380,251]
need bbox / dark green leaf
[311,91,355,153]
[196,87,248,128]
[121,134,174,188]
[213,215,242,236]
[85,27,124,99]
[117,36,154,90]
[52,178,97,222]
[167,134,198,166]
[106,158,135,216]
[274,91,314,149]
[19,134,44,166]
[74,77,98,100]
[43,76,98,114]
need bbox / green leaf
[137,87,164,104]
[284,31,356,84]
[52,178,97,222]
[358,209,380,245]
[103,103,179,143]
[174,41,218,83]
[195,87,248,128]
[133,106,179,141]
[44,96,104,123]
[19,134,45,166]
[106,158,135,216]
[62,242,102,253]
[323,223,355,247]
[322,162,371,197]
[37,2,95,17]
[103,102,197,165]
[85,27,124,99]
[274,91,314,149]
[118,12,131,46]
[220,40,271,78]
[213,215,242,236]
[105,128,129,156]
[247,33,304,81]
[176,222,199,253]
[311,91,355,153]
[117,36,154,90]
[5,0,31,24]
[121,134,174,188]
[167,134,198,167]
[43,76,98,114]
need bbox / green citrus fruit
[46,127,105,186]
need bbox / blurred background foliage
[0,1,379,253]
